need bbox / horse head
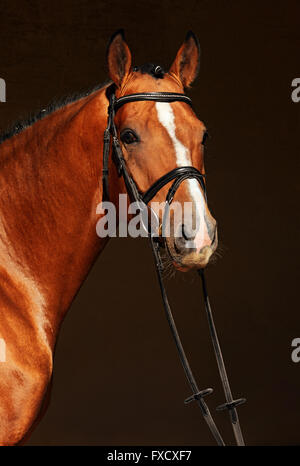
[105,30,217,270]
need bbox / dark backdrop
[0,0,299,446]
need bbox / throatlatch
[102,83,246,445]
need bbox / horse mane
[0,64,164,147]
[0,82,108,146]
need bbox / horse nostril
[181,224,195,241]
[210,225,218,248]
[182,225,189,241]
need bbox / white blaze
[155,102,211,250]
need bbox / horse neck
[0,87,111,346]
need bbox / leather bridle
[102,83,246,446]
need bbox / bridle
[102,84,246,446]
[102,83,246,446]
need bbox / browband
[114,92,193,113]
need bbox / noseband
[102,83,246,446]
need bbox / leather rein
[102,83,246,446]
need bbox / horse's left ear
[106,29,132,87]
[169,31,200,88]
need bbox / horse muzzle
[171,223,218,270]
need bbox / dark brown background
[0,0,299,446]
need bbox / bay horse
[0,30,218,445]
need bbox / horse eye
[121,129,139,145]
[202,131,209,145]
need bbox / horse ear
[106,29,132,87]
[169,31,200,88]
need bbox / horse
[0,30,218,445]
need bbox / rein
[102,83,246,446]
